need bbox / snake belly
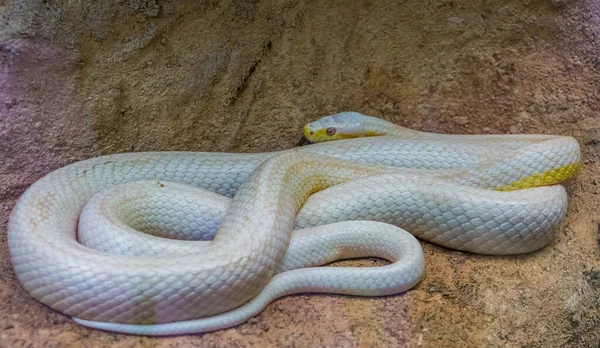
[7,132,580,334]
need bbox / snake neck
[357,115,425,139]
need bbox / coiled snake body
[7,112,581,335]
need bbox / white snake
[7,112,581,335]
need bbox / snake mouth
[303,125,315,141]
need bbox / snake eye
[326,127,336,136]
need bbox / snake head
[303,112,375,143]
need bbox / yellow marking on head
[304,126,385,143]
[362,130,386,137]
[496,162,581,191]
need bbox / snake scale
[7,112,581,335]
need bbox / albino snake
[7,112,581,335]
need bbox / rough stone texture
[1,0,600,347]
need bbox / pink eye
[326,127,336,136]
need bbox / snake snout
[303,125,316,143]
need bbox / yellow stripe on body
[496,162,581,191]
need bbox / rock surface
[1,0,600,347]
